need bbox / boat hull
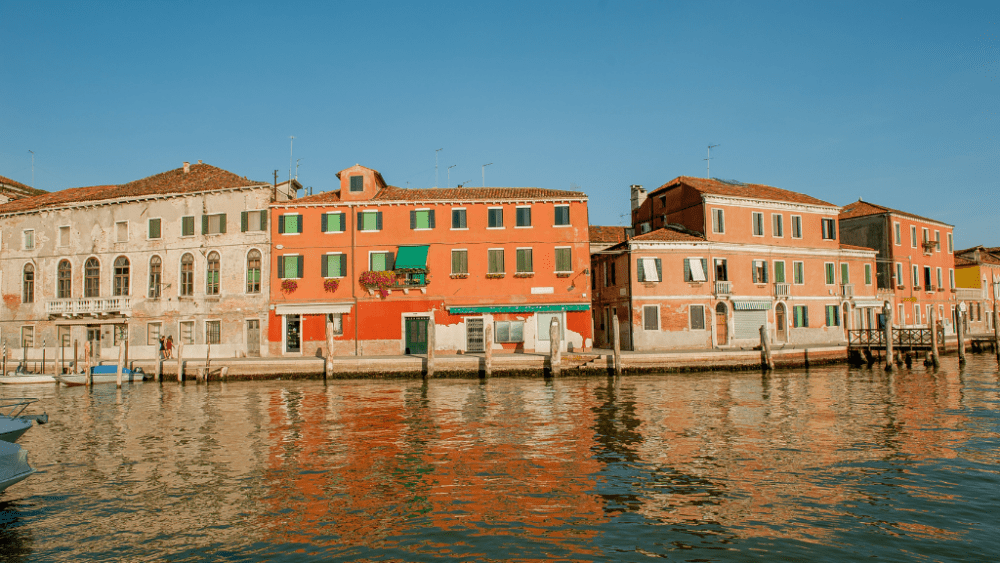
[0,375,57,385]
[55,373,145,386]
[0,441,35,493]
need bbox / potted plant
[359,270,396,298]
[280,279,298,294]
[324,278,340,293]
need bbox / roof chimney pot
[183,162,190,174]
[630,184,646,211]
[197,160,202,165]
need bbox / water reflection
[0,356,997,561]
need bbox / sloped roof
[292,185,587,205]
[589,226,629,244]
[650,176,836,208]
[0,175,46,198]
[0,163,265,214]
[955,256,977,267]
[630,226,705,243]
[839,199,952,227]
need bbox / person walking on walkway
[158,336,166,360]
[165,335,174,359]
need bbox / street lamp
[482,163,492,187]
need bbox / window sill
[555,272,572,278]
[450,274,470,279]
[514,272,534,278]
[553,224,572,228]
[486,273,506,279]
[450,227,469,231]
[514,226,533,229]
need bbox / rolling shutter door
[734,310,767,339]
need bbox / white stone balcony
[955,288,983,301]
[774,283,790,298]
[46,296,132,317]
[841,283,855,298]
[715,281,732,296]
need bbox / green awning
[733,300,772,311]
[395,245,429,269]
[448,304,590,314]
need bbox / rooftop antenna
[28,150,34,188]
[295,158,302,181]
[705,144,719,178]
[482,163,492,187]
[447,165,456,188]
[435,148,443,188]
[288,136,295,184]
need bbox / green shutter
[296,256,303,277]
[260,210,268,231]
[296,215,303,233]
[277,256,285,279]
[415,210,429,229]
[752,261,758,283]
[333,255,344,277]
[775,261,785,283]
[363,212,376,231]
[202,215,208,235]
[278,215,285,234]
[321,213,328,232]
[684,259,691,281]
[283,256,298,278]
[219,214,226,233]
[841,264,849,284]
[372,253,386,271]
[321,255,329,277]
[241,212,248,232]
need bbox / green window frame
[865,263,872,285]
[793,261,805,285]
[278,214,302,234]
[358,211,382,232]
[370,252,393,272]
[349,175,364,192]
[410,209,435,230]
[322,254,346,278]
[825,263,835,285]
[488,249,504,274]
[825,305,840,327]
[277,255,303,279]
[452,209,467,229]
[487,208,503,228]
[148,218,161,239]
[554,205,570,226]
[181,216,195,237]
[451,250,468,275]
[774,261,785,283]
[516,249,533,273]
[240,210,268,232]
[516,207,531,227]
[793,305,809,328]
[321,212,345,233]
[841,263,849,284]
[555,248,572,272]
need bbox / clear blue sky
[2,1,997,246]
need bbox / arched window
[113,256,130,296]
[181,253,194,296]
[85,257,100,297]
[247,249,261,293]
[206,251,220,295]
[22,264,34,303]
[148,256,162,298]
[58,260,72,299]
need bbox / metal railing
[774,282,790,298]
[848,327,945,349]
[715,281,732,296]
[840,283,854,298]
[46,296,131,316]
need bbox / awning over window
[641,258,660,282]
[395,245,429,269]
[447,304,590,314]
[733,300,772,311]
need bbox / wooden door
[775,304,786,343]
[466,318,484,352]
[405,317,428,354]
[247,319,260,357]
[715,303,728,346]
[87,327,101,360]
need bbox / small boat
[0,367,57,385]
[0,398,48,443]
[0,440,36,492]
[55,365,148,386]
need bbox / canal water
[3,355,999,562]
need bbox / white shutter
[734,310,767,339]
[642,258,659,282]
[689,258,706,282]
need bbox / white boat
[0,440,35,492]
[0,365,57,385]
[0,398,48,443]
[55,365,148,386]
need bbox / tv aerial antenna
[705,144,720,178]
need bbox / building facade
[954,246,1000,334]
[838,200,956,331]
[0,162,295,364]
[592,177,879,351]
[267,164,593,356]
[0,174,46,204]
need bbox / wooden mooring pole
[612,315,622,377]
[549,318,561,377]
[325,319,335,380]
[884,304,894,372]
[759,324,774,371]
[177,341,184,383]
[426,316,436,379]
[994,307,1000,363]
[930,308,940,368]
[116,341,125,388]
[73,339,78,375]
[957,309,966,365]
[484,323,493,379]
[85,341,93,386]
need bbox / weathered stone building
[0,174,46,204]
[0,162,296,366]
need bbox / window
[182,216,195,237]
[114,324,128,345]
[488,208,504,228]
[59,226,70,246]
[21,326,33,348]
[555,248,572,273]
[684,258,708,282]
[322,253,347,277]
[793,305,809,328]
[770,261,784,284]
[712,209,725,233]
[149,256,162,298]
[452,208,467,229]
[772,214,783,237]
[241,210,268,232]
[488,249,504,274]
[278,255,305,278]
[896,263,904,287]
[451,250,468,275]
[947,232,953,253]
[201,213,226,235]
[147,323,162,346]
[825,305,840,327]
[910,226,917,248]
[922,228,929,244]
[934,230,941,252]
[894,222,901,245]
[368,252,392,272]
[357,211,381,232]
[949,268,955,290]
[643,306,659,330]
[610,258,616,285]
[841,263,849,284]
[749,259,767,283]
[23,229,34,250]
[936,267,942,290]
[640,222,652,234]
[715,258,728,281]
[206,252,220,295]
[206,321,221,345]
[180,321,195,344]
[791,215,803,239]
[116,221,128,242]
[279,214,302,234]
[58,260,72,298]
[690,305,706,330]
[247,250,262,293]
[821,218,836,240]
[113,256,130,296]
[914,304,921,324]
[637,258,662,282]
[793,261,805,285]
[85,257,100,297]
[58,326,70,347]
[899,303,906,324]
[752,212,764,236]
[602,262,608,287]
[410,209,435,230]
[516,206,531,227]
[349,175,364,192]
[22,264,34,303]
[825,263,835,285]
[328,313,344,335]
[148,218,161,239]
[495,320,525,343]
[912,264,922,287]
[865,263,872,285]
[181,253,194,296]
[554,205,570,226]
[516,248,533,273]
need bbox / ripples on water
[2,355,998,562]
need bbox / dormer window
[349,176,364,192]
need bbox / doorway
[775,303,786,343]
[285,315,301,354]
[247,319,261,357]
[466,318,484,353]
[405,317,429,354]
[842,303,850,338]
[86,326,101,360]
[715,303,729,346]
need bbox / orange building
[954,246,1000,334]
[267,164,592,356]
[592,177,878,350]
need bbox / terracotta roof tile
[955,256,977,267]
[650,176,836,207]
[589,226,629,244]
[839,199,952,227]
[292,185,587,205]
[0,174,46,198]
[0,164,264,214]
[630,226,705,243]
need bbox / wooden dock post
[73,339,78,375]
[155,355,162,382]
[759,324,774,371]
[177,341,184,383]
[41,344,46,376]
[930,308,940,368]
[85,341,93,386]
[612,315,622,377]
[426,316,436,379]
[325,319,335,380]
[60,340,65,375]
[201,340,211,383]
[115,341,125,388]
[884,304,894,371]
[994,307,1000,363]
[549,317,561,377]
[957,309,966,365]
[484,323,493,378]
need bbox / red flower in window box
[280,279,298,294]
[323,279,340,293]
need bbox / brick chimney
[183,162,190,174]
[630,184,646,211]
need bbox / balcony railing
[715,281,732,296]
[46,296,132,317]
[774,283,790,298]
[956,287,983,301]
[841,283,855,298]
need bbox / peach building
[953,246,1000,334]
[268,164,593,356]
[592,177,878,351]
